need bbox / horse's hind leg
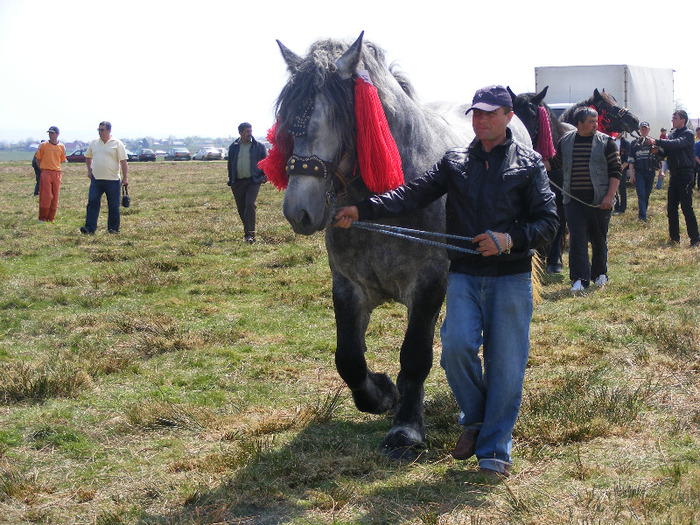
[381,280,445,459]
[332,278,399,415]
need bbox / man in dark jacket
[646,110,699,246]
[334,85,558,478]
[227,122,268,243]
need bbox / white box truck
[535,65,675,136]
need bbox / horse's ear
[276,39,303,72]
[506,86,517,105]
[336,31,364,80]
[532,86,548,105]
[593,88,602,101]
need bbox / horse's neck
[388,99,466,181]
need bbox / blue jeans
[84,178,121,233]
[634,170,655,221]
[440,272,533,474]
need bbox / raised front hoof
[380,427,425,461]
[350,372,399,415]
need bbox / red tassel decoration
[258,122,291,190]
[354,74,403,194]
[535,106,556,160]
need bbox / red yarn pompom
[354,76,403,194]
[258,122,291,190]
[536,105,556,160]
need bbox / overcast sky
[1,0,697,144]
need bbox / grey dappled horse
[273,33,532,458]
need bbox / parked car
[136,148,157,162]
[217,147,228,160]
[154,149,167,157]
[164,147,191,161]
[193,147,222,161]
[66,148,87,163]
[126,149,139,162]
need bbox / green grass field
[1,160,698,524]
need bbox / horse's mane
[274,37,418,151]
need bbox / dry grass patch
[0,360,93,404]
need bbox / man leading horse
[334,85,558,478]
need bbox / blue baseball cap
[465,85,512,114]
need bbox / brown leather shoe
[478,465,510,480]
[451,428,478,460]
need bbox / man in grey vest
[546,107,622,292]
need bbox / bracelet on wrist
[504,233,512,254]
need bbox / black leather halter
[286,152,360,197]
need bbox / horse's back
[425,101,533,150]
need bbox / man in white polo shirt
[80,121,129,234]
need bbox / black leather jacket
[227,137,268,184]
[356,130,558,276]
[657,127,695,174]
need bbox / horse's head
[508,86,548,143]
[592,88,640,135]
[274,34,364,235]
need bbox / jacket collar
[468,127,513,158]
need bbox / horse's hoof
[380,426,424,461]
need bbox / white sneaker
[571,280,585,292]
[594,275,609,287]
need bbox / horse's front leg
[381,277,446,460]
[332,276,399,415]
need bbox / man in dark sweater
[546,107,621,292]
[628,122,657,222]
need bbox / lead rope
[547,179,602,208]
[348,221,480,255]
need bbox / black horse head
[508,86,548,143]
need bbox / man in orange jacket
[35,126,66,222]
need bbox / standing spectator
[35,127,66,222]
[694,127,700,190]
[227,122,267,243]
[657,128,668,189]
[613,133,630,215]
[546,107,622,292]
[32,140,45,196]
[80,122,128,235]
[628,122,657,222]
[334,85,558,478]
[646,111,699,247]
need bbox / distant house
[65,140,88,151]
